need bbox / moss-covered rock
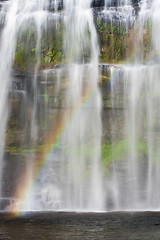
[96,19,130,63]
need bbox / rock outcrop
[47,0,142,12]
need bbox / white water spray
[108,0,160,210]
[0,0,105,211]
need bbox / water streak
[0,0,105,212]
[108,0,160,210]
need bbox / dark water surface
[0,211,160,239]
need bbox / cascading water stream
[1,0,160,213]
[0,0,48,198]
[61,0,104,210]
[108,0,160,210]
[103,0,135,32]
[0,0,105,212]
[33,0,105,211]
[0,0,50,209]
[0,0,18,198]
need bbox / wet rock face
[0,0,142,7]
[48,0,63,11]
[132,0,141,6]
[48,0,141,11]
[92,0,141,8]
[0,0,142,12]
[91,0,105,8]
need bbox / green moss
[95,19,129,63]
[101,139,128,164]
[136,138,148,158]
[143,30,151,60]
[63,144,93,160]
[40,94,49,103]
[101,138,148,174]
[6,146,38,153]
[15,48,27,71]
[13,16,153,69]
[14,21,65,70]
[41,23,64,64]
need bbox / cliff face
[92,0,141,8]
[47,0,141,11]
[91,0,105,7]
[2,0,152,149]
[0,0,141,12]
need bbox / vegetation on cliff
[7,12,152,173]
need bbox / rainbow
[10,84,96,215]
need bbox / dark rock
[91,0,105,8]
[132,0,141,7]
[47,0,142,12]
[54,63,66,69]
[48,0,63,11]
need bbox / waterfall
[1,0,160,213]
[0,0,105,211]
[108,0,160,210]
[59,0,104,210]
[36,0,105,211]
[0,0,49,209]
[103,0,135,25]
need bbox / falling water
[32,0,105,211]
[59,0,104,210]
[0,0,50,209]
[1,0,160,213]
[104,0,134,23]
[0,0,105,212]
[108,0,160,210]
[0,0,48,196]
